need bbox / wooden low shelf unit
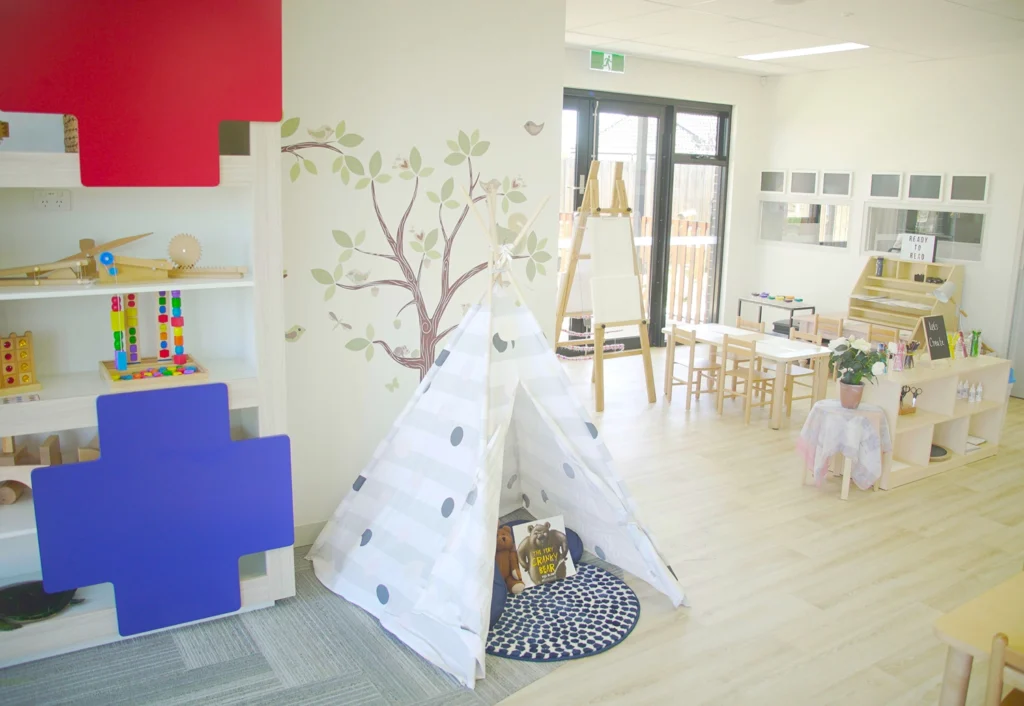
[864,356,1010,489]
[849,256,963,333]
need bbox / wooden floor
[501,349,1024,706]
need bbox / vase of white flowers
[828,337,888,409]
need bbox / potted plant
[828,337,887,409]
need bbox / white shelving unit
[0,124,294,667]
[863,355,1011,490]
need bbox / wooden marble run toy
[1,332,40,395]
[99,289,209,390]
[0,233,246,287]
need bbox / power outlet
[34,189,72,212]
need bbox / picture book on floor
[513,515,577,589]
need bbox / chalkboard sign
[922,315,950,360]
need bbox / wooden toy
[0,120,9,144]
[99,289,209,390]
[0,232,247,287]
[1,332,41,395]
[0,480,27,505]
[0,435,62,490]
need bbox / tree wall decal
[282,118,551,379]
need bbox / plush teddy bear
[495,526,525,594]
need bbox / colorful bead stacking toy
[99,287,208,389]
[0,331,41,394]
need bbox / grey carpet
[0,545,563,706]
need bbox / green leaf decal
[444,153,466,166]
[444,199,460,209]
[426,250,441,259]
[346,338,369,351]
[533,251,552,263]
[446,139,460,152]
[409,147,422,173]
[537,237,548,251]
[536,263,547,276]
[355,230,366,246]
[424,229,438,250]
[399,171,414,180]
[393,319,402,329]
[526,259,537,281]
[458,130,471,154]
[502,197,509,214]
[376,173,392,183]
[345,155,364,175]
[356,178,371,190]
[311,268,334,285]
[338,249,354,263]
[338,133,363,148]
[419,167,434,178]
[340,166,350,184]
[332,157,343,173]
[427,191,441,203]
[333,230,353,248]
[324,286,336,301]
[333,264,345,281]
[365,345,374,362]
[369,151,382,178]
[528,231,537,253]
[441,177,454,201]
[367,324,375,339]
[289,162,300,183]
[335,120,346,137]
[470,141,489,157]
[471,128,480,144]
[304,159,317,175]
[281,117,300,138]
[507,191,526,203]
[410,241,424,253]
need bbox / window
[674,112,719,156]
[907,173,944,200]
[864,206,984,261]
[821,171,852,197]
[760,170,785,193]
[870,173,902,199]
[789,171,818,195]
[759,201,849,248]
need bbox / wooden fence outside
[557,213,715,326]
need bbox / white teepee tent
[308,190,684,688]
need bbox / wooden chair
[785,329,823,415]
[811,314,844,342]
[987,633,1024,706]
[866,324,900,347]
[664,325,720,410]
[717,335,775,424]
[736,316,765,333]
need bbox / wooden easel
[553,160,656,412]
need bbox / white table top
[665,322,831,363]
[739,296,814,310]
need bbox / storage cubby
[848,255,963,333]
[0,123,292,668]
[862,354,1010,489]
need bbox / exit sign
[590,50,625,73]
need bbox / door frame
[563,89,732,346]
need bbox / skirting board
[294,521,325,547]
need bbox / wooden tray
[98,355,209,391]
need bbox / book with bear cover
[512,515,576,589]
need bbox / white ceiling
[565,0,1024,75]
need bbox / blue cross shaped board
[32,383,294,636]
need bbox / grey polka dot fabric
[307,286,683,689]
[486,564,640,662]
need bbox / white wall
[283,0,565,535]
[754,52,1024,353]
[563,48,772,320]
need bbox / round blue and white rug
[485,563,641,662]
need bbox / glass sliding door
[559,90,731,350]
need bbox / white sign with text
[899,233,936,262]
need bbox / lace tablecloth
[796,400,892,490]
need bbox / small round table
[796,400,892,500]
